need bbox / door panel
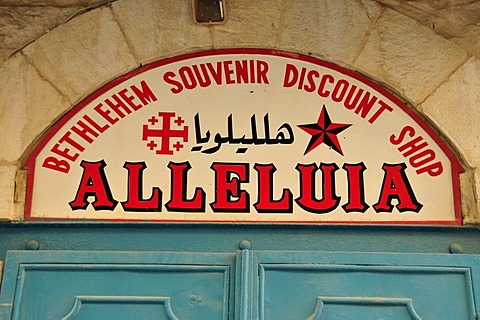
[1,250,480,319]
[309,297,421,320]
[0,251,234,320]
[62,296,180,320]
[252,251,480,320]
[61,295,179,320]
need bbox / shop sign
[24,49,463,224]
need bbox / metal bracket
[193,0,225,24]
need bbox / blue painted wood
[3,223,480,259]
[2,226,480,320]
[62,296,179,320]
[2,249,480,319]
[308,297,422,320]
[0,251,234,320]
[236,241,253,320]
[253,251,480,319]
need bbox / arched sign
[24,49,463,224]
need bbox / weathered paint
[1,244,480,319]
[2,223,480,258]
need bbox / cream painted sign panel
[24,49,463,224]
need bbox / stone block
[475,169,480,219]
[13,169,27,221]
[22,6,138,103]
[279,0,381,64]
[0,49,10,65]
[0,1,105,6]
[210,0,283,50]
[0,6,80,49]
[0,53,69,163]
[460,170,478,224]
[421,57,480,169]
[0,165,16,220]
[112,0,212,64]
[356,7,468,104]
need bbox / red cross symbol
[174,116,184,126]
[142,112,189,155]
[172,141,184,151]
[148,116,159,126]
[146,140,157,150]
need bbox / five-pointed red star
[298,105,351,155]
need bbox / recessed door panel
[253,252,479,320]
[0,252,233,320]
[309,297,421,320]
[62,296,180,320]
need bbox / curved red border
[23,49,464,224]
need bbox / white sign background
[24,49,463,224]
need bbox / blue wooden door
[251,251,480,319]
[1,249,480,319]
[0,251,235,320]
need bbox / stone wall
[0,0,478,222]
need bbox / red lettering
[131,80,158,105]
[391,126,443,177]
[344,85,364,110]
[304,70,319,93]
[121,162,161,211]
[235,60,248,84]
[298,67,307,90]
[417,161,443,177]
[71,118,99,144]
[59,131,84,152]
[94,102,119,125]
[283,64,298,87]
[207,62,222,85]
[342,163,369,213]
[331,79,349,102]
[398,136,428,157]
[165,161,206,212]
[318,74,334,98]
[223,60,235,84]
[42,156,70,173]
[163,71,183,94]
[179,66,197,89]
[368,100,393,124]
[192,64,212,87]
[253,163,293,213]
[410,149,436,168]
[210,163,249,212]
[390,126,415,145]
[295,163,340,213]
[249,60,255,83]
[373,163,423,213]
[256,60,269,84]
[355,92,377,119]
[51,142,79,162]
[69,160,117,210]
[105,94,132,118]
[118,88,141,111]
[83,114,109,133]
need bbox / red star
[298,105,351,155]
